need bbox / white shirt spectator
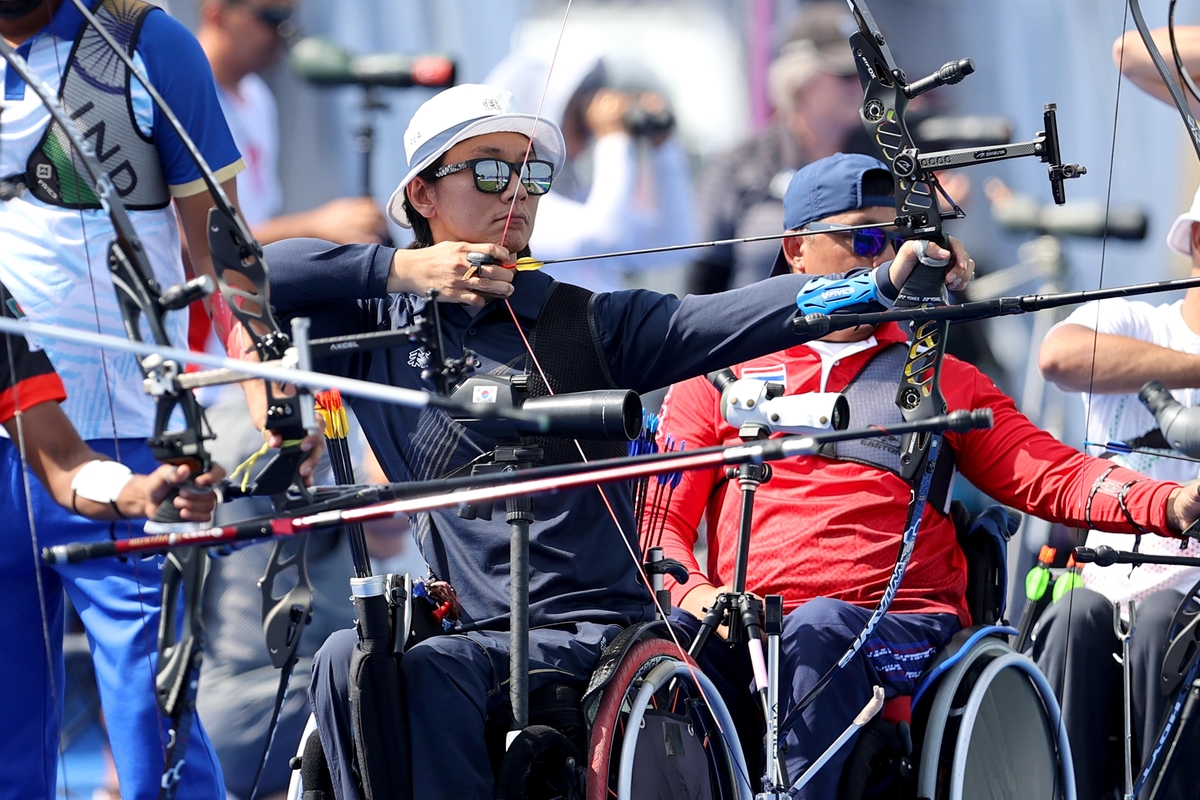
[1052,297,1200,601]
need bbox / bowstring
[1048,3,1133,795]
[491,2,750,787]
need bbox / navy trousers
[309,621,623,800]
[678,598,959,799]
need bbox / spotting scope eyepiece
[1139,380,1200,457]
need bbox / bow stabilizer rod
[44,409,993,564]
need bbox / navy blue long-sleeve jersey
[264,239,896,631]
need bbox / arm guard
[795,270,881,316]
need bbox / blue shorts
[0,437,223,800]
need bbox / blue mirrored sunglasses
[804,223,905,258]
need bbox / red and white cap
[1167,182,1200,257]
[385,84,567,228]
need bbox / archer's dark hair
[404,158,444,249]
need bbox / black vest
[526,281,626,465]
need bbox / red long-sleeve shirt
[649,322,1180,626]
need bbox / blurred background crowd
[56,0,1200,797]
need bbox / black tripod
[684,423,783,786]
[460,439,544,734]
[355,86,394,247]
[686,459,770,664]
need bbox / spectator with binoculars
[485,48,695,292]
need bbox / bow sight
[847,1,1086,239]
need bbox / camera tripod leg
[1115,600,1136,800]
[687,593,731,660]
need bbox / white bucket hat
[1167,182,1200,257]
[386,84,567,228]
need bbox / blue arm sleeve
[136,9,242,189]
[594,265,894,393]
[263,239,394,313]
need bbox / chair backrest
[953,502,1020,626]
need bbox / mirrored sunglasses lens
[852,229,887,257]
[520,162,553,195]
[473,160,509,193]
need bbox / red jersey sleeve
[947,361,1177,534]
[650,376,727,605]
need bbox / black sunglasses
[231,2,294,33]
[804,223,905,258]
[433,158,554,196]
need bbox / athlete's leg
[1129,588,1200,800]
[777,597,959,800]
[309,627,363,800]
[1029,586,1119,800]
[52,439,223,800]
[0,439,65,800]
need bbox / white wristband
[71,460,134,504]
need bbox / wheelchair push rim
[585,637,752,800]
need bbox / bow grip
[143,455,209,534]
[894,238,951,309]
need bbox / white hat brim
[1168,212,1200,257]
[386,113,566,228]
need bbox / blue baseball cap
[770,153,895,276]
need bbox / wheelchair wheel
[584,637,752,800]
[917,643,1075,800]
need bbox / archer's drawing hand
[389,242,516,306]
[887,236,975,292]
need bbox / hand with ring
[387,241,516,306]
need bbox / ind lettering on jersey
[70,101,138,197]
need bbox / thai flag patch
[741,364,786,391]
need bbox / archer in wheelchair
[265,80,977,799]
[646,153,1200,800]
[1032,138,1200,798]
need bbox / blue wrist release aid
[795,271,879,316]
